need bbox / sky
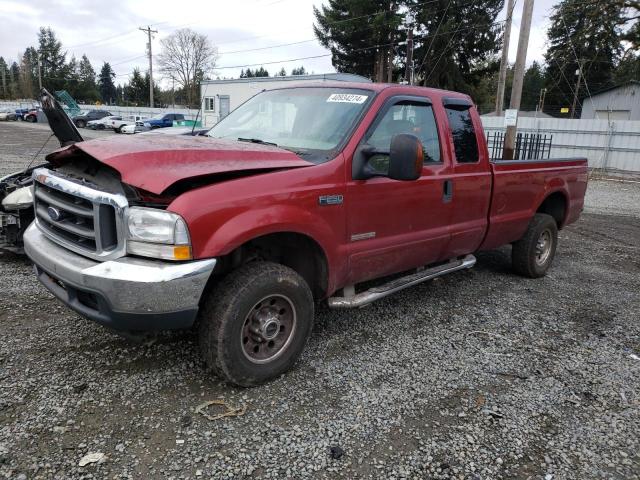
[0,0,558,87]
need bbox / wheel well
[537,192,567,227]
[216,232,329,300]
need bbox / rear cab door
[441,98,492,256]
[344,90,455,284]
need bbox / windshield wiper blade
[237,137,278,147]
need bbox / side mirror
[388,134,424,181]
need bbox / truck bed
[480,157,589,251]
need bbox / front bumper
[23,223,216,332]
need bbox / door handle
[443,179,453,203]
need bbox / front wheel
[199,262,314,387]
[512,213,558,278]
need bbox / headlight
[126,207,192,261]
[2,186,33,210]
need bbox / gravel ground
[1,121,639,479]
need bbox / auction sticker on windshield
[326,93,368,104]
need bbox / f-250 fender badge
[318,194,343,206]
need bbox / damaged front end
[1,88,83,254]
[0,169,37,253]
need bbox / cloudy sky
[0,0,557,87]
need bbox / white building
[581,81,640,121]
[199,73,371,127]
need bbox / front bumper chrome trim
[24,223,216,331]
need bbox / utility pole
[570,65,582,119]
[495,0,514,116]
[405,13,415,85]
[538,87,547,112]
[502,0,535,160]
[139,26,158,107]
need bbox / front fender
[200,204,337,259]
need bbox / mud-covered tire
[512,213,558,278]
[199,262,314,387]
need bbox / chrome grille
[32,168,128,261]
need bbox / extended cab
[24,84,587,386]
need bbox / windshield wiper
[237,137,278,147]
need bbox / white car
[86,115,122,130]
[111,115,149,133]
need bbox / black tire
[512,213,558,278]
[75,120,86,128]
[199,262,314,387]
[26,115,36,123]
[115,126,123,134]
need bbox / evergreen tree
[9,62,21,99]
[254,66,269,77]
[291,66,307,75]
[543,0,624,116]
[20,47,38,98]
[411,0,503,92]
[75,55,99,103]
[98,62,116,104]
[37,27,68,91]
[314,0,402,81]
[521,61,546,111]
[124,68,146,105]
[0,57,8,99]
[276,67,287,76]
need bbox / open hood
[39,88,83,146]
[46,135,313,195]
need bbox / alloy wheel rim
[241,294,297,364]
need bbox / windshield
[206,87,373,162]
[149,114,166,120]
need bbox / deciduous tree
[158,28,218,108]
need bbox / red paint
[51,83,588,297]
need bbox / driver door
[345,97,453,284]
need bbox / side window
[204,97,215,112]
[365,101,441,174]
[445,105,479,163]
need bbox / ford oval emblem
[47,206,62,221]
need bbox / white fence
[481,116,640,173]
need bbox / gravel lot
[1,121,639,479]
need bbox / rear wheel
[199,262,314,387]
[75,120,86,128]
[512,213,558,278]
[116,126,123,133]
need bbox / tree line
[314,0,639,116]
[0,27,223,108]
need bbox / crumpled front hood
[46,135,312,194]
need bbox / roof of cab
[268,81,473,102]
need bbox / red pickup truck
[25,85,587,386]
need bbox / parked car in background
[87,115,122,130]
[15,108,31,120]
[72,110,112,128]
[142,113,185,129]
[111,115,149,133]
[24,107,41,123]
[0,109,17,121]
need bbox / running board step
[327,254,476,309]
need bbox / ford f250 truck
[24,84,587,386]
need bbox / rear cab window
[444,98,479,164]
